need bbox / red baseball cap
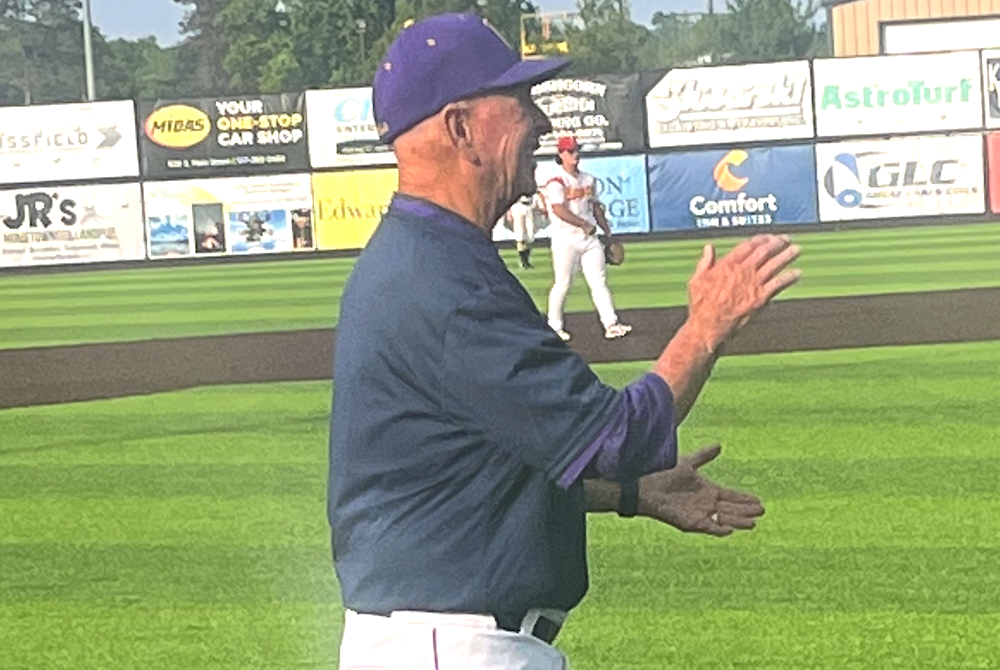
[556,136,579,153]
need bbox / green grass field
[3,221,1000,668]
[3,344,1000,669]
[3,221,1000,350]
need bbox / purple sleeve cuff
[557,373,678,489]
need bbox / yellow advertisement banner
[313,169,398,250]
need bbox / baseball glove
[604,239,625,266]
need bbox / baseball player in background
[545,135,630,341]
[507,192,539,269]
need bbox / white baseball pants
[512,208,535,248]
[339,610,568,670]
[547,234,617,331]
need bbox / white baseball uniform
[544,166,619,332]
[509,195,536,247]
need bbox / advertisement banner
[0,100,139,185]
[645,61,814,148]
[817,134,985,221]
[532,74,646,154]
[0,183,144,267]
[143,174,314,258]
[140,94,308,177]
[313,169,398,251]
[987,134,1000,213]
[306,87,395,168]
[813,52,982,137]
[982,50,1000,129]
[648,145,817,231]
[493,154,650,241]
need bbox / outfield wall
[3,48,1000,268]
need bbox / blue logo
[823,152,864,208]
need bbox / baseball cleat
[604,323,632,339]
[555,329,572,342]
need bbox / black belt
[498,612,562,644]
[362,610,563,644]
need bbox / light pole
[356,18,367,57]
[82,0,96,100]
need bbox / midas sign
[144,105,211,149]
[313,169,398,250]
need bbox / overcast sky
[94,0,713,46]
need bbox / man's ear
[442,102,481,166]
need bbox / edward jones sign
[813,51,983,137]
[645,61,814,147]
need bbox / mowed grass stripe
[2,342,1000,668]
[4,222,1000,350]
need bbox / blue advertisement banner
[649,145,818,231]
[493,154,651,241]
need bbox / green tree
[719,0,825,63]
[558,0,651,76]
[0,0,92,105]
[174,0,231,95]
[96,37,182,100]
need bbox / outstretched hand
[687,235,801,352]
[638,444,764,537]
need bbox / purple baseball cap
[372,12,570,144]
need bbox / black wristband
[617,480,639,518]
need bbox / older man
[328,12,801,669]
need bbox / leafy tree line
[0,0,827,106]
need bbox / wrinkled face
[470,86,551,206]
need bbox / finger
[724,235,771,264]
[715,512,757,530]
[718,487,764,506]
[761,268,803,303]
[692,516,733,537]
[717,499,765,517]
[748,235,792,270]
[686,443,722,469]
[757,244,800,285]
[693,244,715,276]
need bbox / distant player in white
[507,192,540,269]
[545,136,631,341]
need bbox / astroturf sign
[816,134,985,221]
[531,74,646,154]
[140,95,308,178]
[305,87,395,169]
[813,51,983,138]
[647,145,817,231]
[0,100,139,186]
[0,182,145,267]
[645,61,814,148]
[143,174,314,258]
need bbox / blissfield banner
[0,100,139,185]
[531,75,646,154]
[645,61,814,147]
[0,182,144,267]
[816,134,985,221]
[306,87,395,168]
[493,155,650,241]
[313,169,398,250]
[648,145,817,231]
[813,52,983,137]
[143,174,314,258]
[140,94,308,177]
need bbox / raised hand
[686,235,801,352]
[637,444,765,537]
